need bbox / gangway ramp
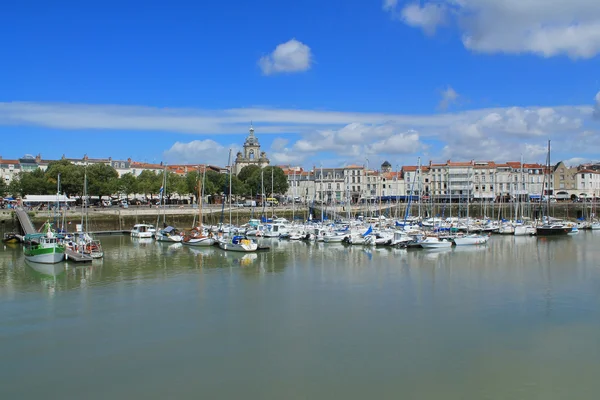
[14,207,36,235]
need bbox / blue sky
[2,0,600,169]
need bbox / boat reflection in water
[25,259,65,277]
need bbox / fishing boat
[23,228,65,264]
[218,235,258,252]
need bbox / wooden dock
[89,230,131,236]
[64,248,93,263]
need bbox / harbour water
[1,234,600,399]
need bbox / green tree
[45,159,84,196]
[117,173,138,201]
[237,165,261,183]
[245,166,288,196]
[223,175,246,198]
[137,170,162,201]
[203,170,224,196]
[7,178,22,198]
[185,170,200,202]
[16,169,53,196]
[0,179,7,197]
[87,163,119,198]
[164,172,187,202]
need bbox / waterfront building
[553,161,578,200]
[234,124,270,175]
[576,169,600,199]
[0,156,21,184]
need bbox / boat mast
[546,140,551,222]
[292,168,296,223]
[228,149,232,228]
[199,166,205,227]
[320,164,324,222]
[271,167,274,221]
[261,170,265,220]
[417,157,422,219]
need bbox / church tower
[234,123,270,175]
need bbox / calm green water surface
[1,233,600,399]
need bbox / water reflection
[1,233,600,399]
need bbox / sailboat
[453,167,490,246]
[183,166,215,246]
[536,140,572,236]
[155,167,183,243]
[70,170,104,258]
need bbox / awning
[24,195,76,203]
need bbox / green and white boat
[23,230,65,264]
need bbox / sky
[2,0,600,170]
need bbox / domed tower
[234,123,270,174]
[381,160,392,173]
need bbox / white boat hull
[453,235,489,246]
[183,237,215,246]
[155,233,183,242]
[420,242,452,248]
[131,232,154,238]
[25,251,65,264]
[218,241,258,252]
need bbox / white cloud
[0,99,598,166]
[439,86,459,110]
[258,39,313,75]
[270,137,289,151]
[163,140,239,166]
[382,0,398,12]
[385,0,600,58]
[564,157,589,167]
[401,2,447,35]
[594,91,600,118]
[367,130,422,154]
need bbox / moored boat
[183,228,216,246]
[131,224,156,238]
[420,236,453,249]
[218,235,258,252]
[3,232,23,244]
[23,231,65,264]
[453,234,490,246]
[155,226,183,242]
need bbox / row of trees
[0,160,289,203]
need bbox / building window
[336,183,340,190]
